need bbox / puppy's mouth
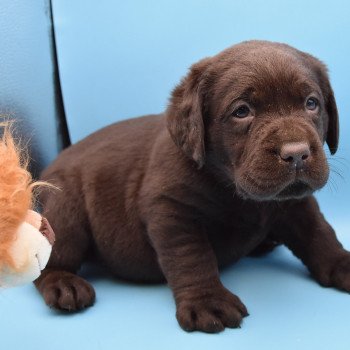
[235,178,315,202]
[275,181,312,200]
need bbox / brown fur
[35,41,349,333]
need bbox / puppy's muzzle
[234,117,329,201]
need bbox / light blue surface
[2,1,350,349]
[1,231,350,350]
[0,0,64,170]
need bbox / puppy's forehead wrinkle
[207,46,322,116]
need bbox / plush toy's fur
[0,123,33,269]
[0,122,55,287]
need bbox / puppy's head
[167,41,339,201]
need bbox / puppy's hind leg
[34,184,95,312]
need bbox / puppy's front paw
[176,286,248,333]
[35,270,95,311]
[331,255,350,292]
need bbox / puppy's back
[41,114,165,183]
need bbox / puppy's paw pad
[176,288,248,333]
[41,274,95,311]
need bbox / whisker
[327,158,349,171]
[330,177,338,192]
[329,165,345,182]
[325,177,337,193]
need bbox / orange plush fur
[0,123,37,269]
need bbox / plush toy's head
[0,123,55,288]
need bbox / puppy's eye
[306,97,319,111]
[233,105,250,118]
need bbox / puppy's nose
[280,142,310,169]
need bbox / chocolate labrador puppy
[35,40,348,333]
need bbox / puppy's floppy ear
[166,58,211,168]
[300,52,339,154]
[323,82,339,155]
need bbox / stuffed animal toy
[0,122,55,288]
